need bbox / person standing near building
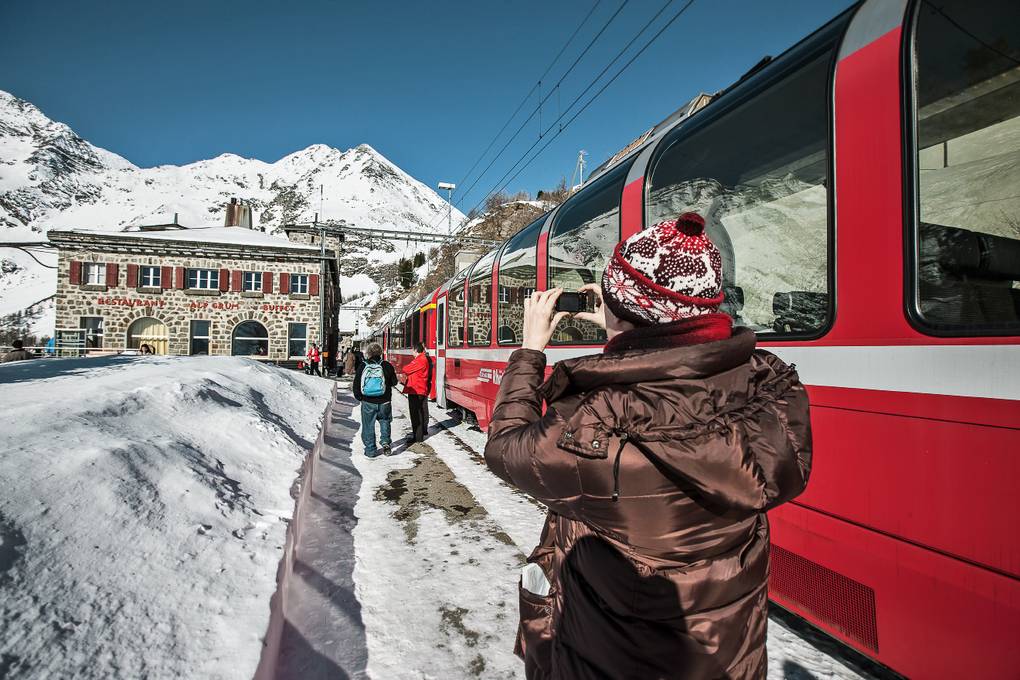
[1,339,35,363]
[400,342,431,444]
[484,213,813,679]
[306,342,321,377]
[353,342,398,458]
[343,348,356,378]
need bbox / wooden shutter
[280,272,290,294]
[106,263,119,287]
[126,264,138,287]
[309,274,319,296]
[69,260,82,284]
[231,270,243,292]
[218,268,229,292]
[161,266,173,289]
[174,267,186,289]
[262,271,273,293]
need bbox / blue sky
[1,0,854,213]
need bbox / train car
[375,1,1020,676]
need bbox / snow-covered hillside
[0,355,333,679]
[0,89,464,334]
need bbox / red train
[377,1,1020,676]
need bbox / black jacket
[352,358,398,403]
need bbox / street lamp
[438,181,456,235]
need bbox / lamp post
[438,181,456,235]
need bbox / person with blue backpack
[352,342,399,457]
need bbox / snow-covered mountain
[0,89,464,334]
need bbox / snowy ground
[0,356,333,680]
[344,387,889,680]
[0,359,889,680]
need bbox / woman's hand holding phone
[522,288,570,352]
[573,283,606,330]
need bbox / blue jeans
[360,401,392,457]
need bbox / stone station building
[48,225,337,361]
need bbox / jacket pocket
[516,574,554,678]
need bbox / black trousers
[407,394,429,442]
[309,361,321,376]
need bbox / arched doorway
[232,321,269,356]
[126,317,169,354]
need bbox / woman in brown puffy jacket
[484,213,812,680]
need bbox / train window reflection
[467,250,498,346]
[547,163,630,344]
[912,0,1020,334]
[646,50,833,336]
[447,269,468,347]
[497,216,544,345]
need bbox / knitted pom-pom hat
[601,212,724,326]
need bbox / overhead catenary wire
[417,0,617,238]
[463,0,697,220]
[454,0,632,210]
[454,0,604,197]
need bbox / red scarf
[603,313,733,354]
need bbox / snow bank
[0,356,333,680]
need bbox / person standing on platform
[343,348,356,378]
[484,213,813,679]
[306,342,322,377]
[353,342,398,457]
[400,342,431,445]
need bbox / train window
[467,249,498,346]
[498,216,544,345]
[646,49,833,337]
[437,302,444,345]
[910,0,1020,334]
[448,269,468,347]
[547,162,631,344]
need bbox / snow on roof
[54,225,319,251]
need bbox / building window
[140,266,161,288]
[290,274,309,294]
[83,263,106,286]
[910,0,1020,334]
[80,316,104,349]
[190,320,211,355]
[646,44,834,337]
[232,320,269,356]
[187,269,219,290]
[126,317,169,354]
[243,271,263,292]
[288,323,307,357]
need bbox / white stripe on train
[439,344,1020,402]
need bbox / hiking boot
[382,445,392,456]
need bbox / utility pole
[438,181,456,235]
[315,211,325,359]
[571,150,588,191]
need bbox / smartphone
[555,291,595,314]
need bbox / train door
[435,295,447,408]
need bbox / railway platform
[255,384,893,680]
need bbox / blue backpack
[361,361,386,397]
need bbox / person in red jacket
[400,342,431,444]
[306,342,321,377]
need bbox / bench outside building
[47,224,339,362]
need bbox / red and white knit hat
[601,212,724,326]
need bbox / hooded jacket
[483,327,812,679]
[402,351,431,396]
